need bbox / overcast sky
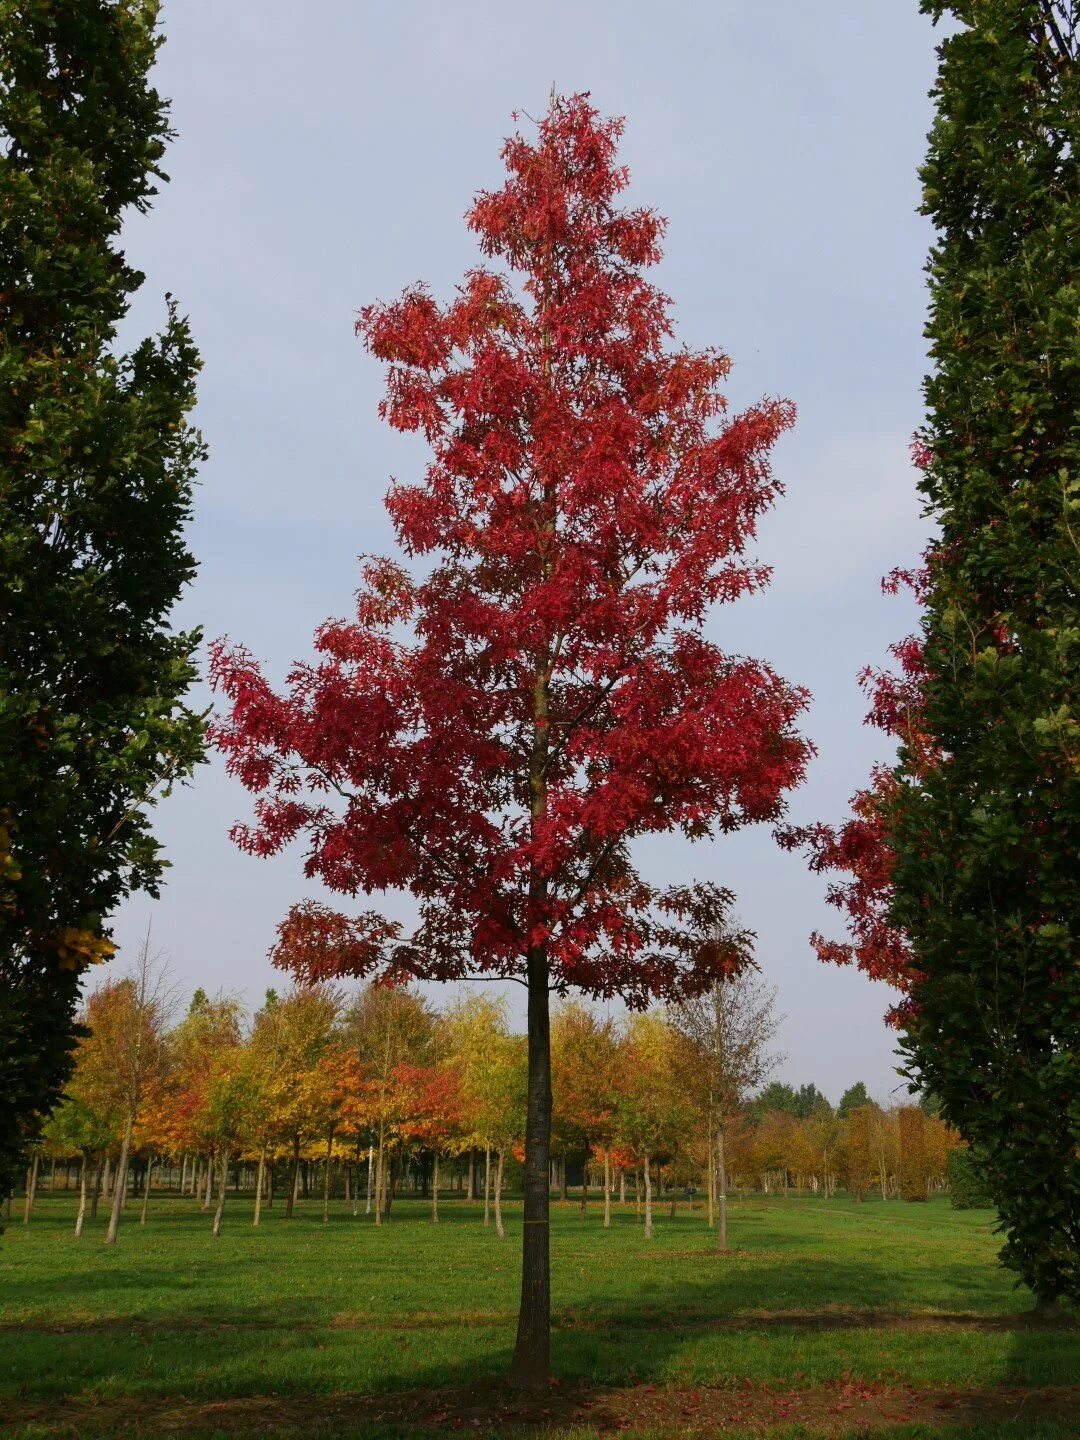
[112,1,944,1104]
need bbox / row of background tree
[19,945,965,1245]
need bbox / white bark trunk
[74,1154,88,1237]
[212,1147,229,1236]
[105,1114,134,1245]
[253,1145,267,1228]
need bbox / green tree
[890,2,1080,1309]
[340,983,428,1222]
[838,1082,870,1119]
[0,0,205,1197]
[670,969,783,1248]
[748,1082,800,1121]
[793,1084,832,1120]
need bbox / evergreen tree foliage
[893,1,1079,1307]
[0,0,204,1198]
[838,1082,871,1119]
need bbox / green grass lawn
[1,1191,1077,1439]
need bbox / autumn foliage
[211,92,812,1379]
[209,94,810,1004]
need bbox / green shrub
[947,1147,993,1210]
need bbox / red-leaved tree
[210,94,810,1383]
[780,550,935,1022]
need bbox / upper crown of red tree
[210,94,811,1004]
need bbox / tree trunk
[643,1155,654,1239]
[22,1154,39,1224]
[432,1150,440,1223]
[254,1145,267,1228]
[374,1132,384,1226]
[286,1136,300,1219]
[105,1112,134,1245]
[716,1124,729,1253]
[468,1147,477,1201]
[559,1156,568,1201]
[495,1150,505,1238]
[509,943,552,1387]
[202,1152,214,1211]
[705,1111,714,1226]
[484,1145,491,1227]
[140,1158,155,1225]
[322,1134,333,1224]
[90,1156,104,1219]
[603,1149,611,1229]
[74,1154,88,1238]
[212,1146,229,1236]
[579,1155,588,1217]
[619,1167,626,1204]
[366,1143,374,1215]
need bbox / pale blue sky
[114,1,942,1103]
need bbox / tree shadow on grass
[5,1198,1078,1418]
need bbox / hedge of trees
[14,958,962,1242]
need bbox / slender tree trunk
[254,1145,267,1228]
[74,1154,89,1237]
[619,1167,626,1204]
[706,1111,715,1227]
[286,1136,300,1219]
[202,1151,214,1211]
[432,1150,440,1223]
[383,1152,394,1216]
[322,1134,333,1224]
[510,942,552,1386]
[635,1166,642,1219]
[374,1131,384,1226]
[716,1124,729,1253]
[495,1150,505,1238]
[468,1148,477,1201]
[212,1146,229,1236]
[105,1112,134,1245]
[603,1149,611,1229]
[644,1155,654,1239]
[366,1143,374,1215]
[484,1145,491,1227]
[90,1156,104,1219]
[22,1154,39,1224]
[559,1156,568,1201]
[140,1158,155,1225]
[344,1163,351,1207]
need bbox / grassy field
[1,1190,1078,1439]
